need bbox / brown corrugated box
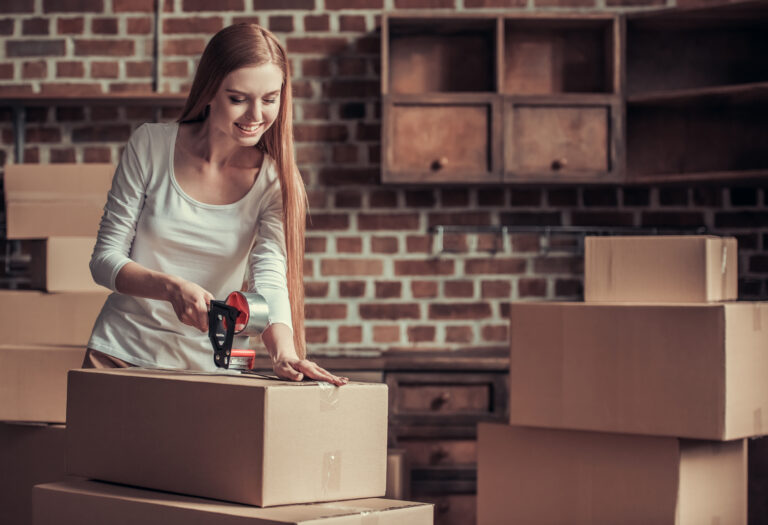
[67,368,388,507]
[0,290,107,346]
[0,345,85,423]
[27,237,102,293]
[509,301,768,440]
[0,423,77,525]
[477,423,746,525]
[584,235,738,303]
[33,480,433,525]
[4,163,113,239]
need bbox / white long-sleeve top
[88,122,293,371]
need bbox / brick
[375,281,402,299]
[338,326,362,343]
[332,144,359,164]
[56,61,85,77]
[164,17,223,33]
[327,0,381,8]
[338,57,367,76]
[24,127,61,143]
[91,61,119,78]
[297,145,326,164]
[640,212,705,228]
[305,259,314,277]
[252,0,314,8]
[305,303,347,320]
[334,190,362,208]
[43,0,103,12]
[371,236,398,254]
[306,188,327,208]
[715,212,768,229]
[481,325,508,342]
[305,237,327,253]
[90,106,119,120]
[731,187,758,206]
[72,125,131,142]
[269,15,294,32]
[466,0,524,4]
[287,37,348,54]
[429,303,491,320]
[83,146,112,162]
[0,63,13,79]
[659,187,689,206]
[125,107,155,120]
[395,0,453,6]
[358,213,419,231]
[360,303,420,320]
[307,213,349,230]
[693,187,723,207]
[583,187,618,207]
[75,39,133,56]
[340,15,366,32]
[22,60,47,79]
[319,167,380,186]
[477,233,502,253]
[162,61,188,78]
[739,278,762,298]
[57,17,84,34]
[304,282,329,298]
[749,256,768,274]
[547,188,578,207]
[303,103,330,120]
[113,0,154,10]
[442,234,468,253]
[7,40,66,57]
[182,0,244,10]
[370,190,398,208]
[623,187,650,206]
[22,147,40,163]
[482,280,511,298]
[0,19,13,35]
[23,18,49,35]
[441,188,470,207]
[232,16,261,25]
[295,124,348,143]
[339,102,365,119]
[324,80,379,98]
[321,259,383,276]
[427,212,490,228]
[50,148,76,163]
[478,188,505,206]
[127,17,152,34]
[446,326,473,343]
[533,256,582,275]
[339,280,366,297]
[465,258,526,275]
[555,278,582,298]
[509,189,543,206]
[445,280,473,298]
[126,61,153,77]
[405,190,436,208]
[408,326,435,343]
[162,38,206,56]
[336,237,363,253]
[607,0,664,5]
[373,325,399,343]
[535,0,593,5]
[408,281,434,299]
[500,212,561,226]
[395,259,455,277]
[301,58,331,77]
[405,235,432,254]
[571,212,634,227]
[92,17,118,34]
[1,0,34,13]
[109,82,153,93]
[518,278,547,298]
[304,14,329,31]
[736,233,758,250]
[305,326,328,344]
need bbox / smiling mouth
[235,122,262,133]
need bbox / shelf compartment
[503,18,615,95]
[386,17,497,94]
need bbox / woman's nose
[247,102,262,123]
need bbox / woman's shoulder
[128,122,178,150]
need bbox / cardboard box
[0,345,85,423]
[1,423,77,525]
[27,237,102,292]
[4,163,113,239]
[584,235,738,303]
[509,301,768,440]
[386,448,409,500]
[34,480,433,525]
[67,368,389,507]
[0,290,107,346]
[477,423,746,525]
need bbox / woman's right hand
[165,276,214,332]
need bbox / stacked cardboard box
[478,235,760,524]
[0,164,113,524]
[35,368,434,523]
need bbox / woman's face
[208,63,284,147]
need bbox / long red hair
[178,24,307,359]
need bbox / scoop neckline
[168,121,269,210]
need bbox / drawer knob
[551,158,568,171]
[430,447,449,464]
[430,391,451,410]
[431,157,448,171]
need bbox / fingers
[293,360,349,387]
[273,361,304,382]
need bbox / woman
[84,23,347,386]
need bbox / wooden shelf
[627,82,768,107]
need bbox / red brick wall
[1,0,765,353]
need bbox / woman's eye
[264,98,278,105]
[229,97,246,104]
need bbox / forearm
[261,322,298,362]
[114,261,177,301]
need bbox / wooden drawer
[412,493,476,525]
[384,98,501,183]
[505,103,611,177]
[387,372,508,427]
[400,438,476,467]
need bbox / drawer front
[507,104,610,173]
[397,384,490,415]
[390,104,492,174]
[413,494,476,525]
[400,439,477,467]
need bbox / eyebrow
[225,88,281,97]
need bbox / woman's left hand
[272,357,349,386]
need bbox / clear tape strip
[321,451,342,495]
[317,380,340,412]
